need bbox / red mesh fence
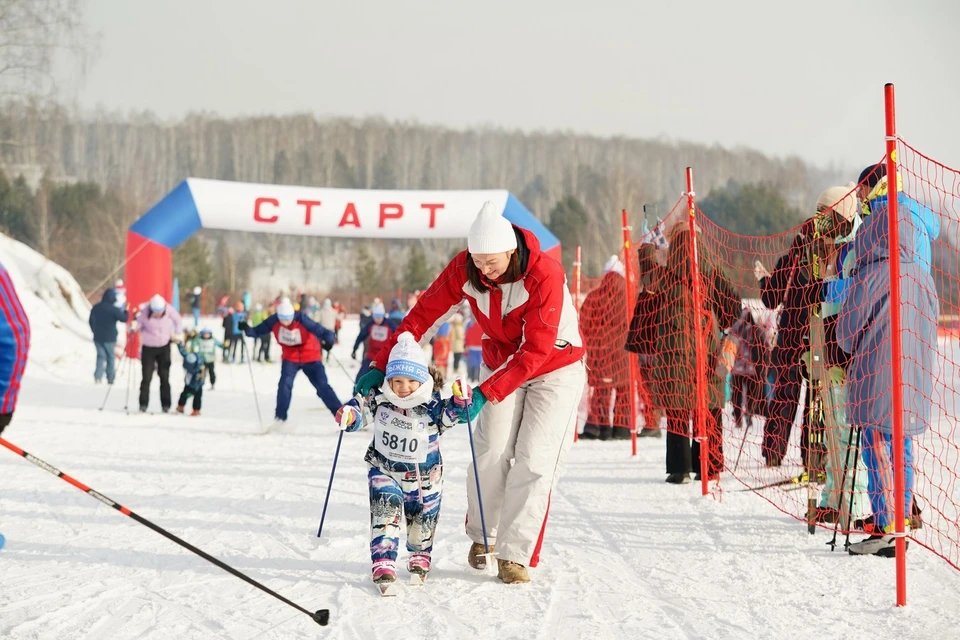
[581,140,960,576]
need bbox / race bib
[370,324,389,342]
[278,327,303,346]
[374,406,429,463]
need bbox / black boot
[580,423,603,440]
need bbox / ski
[408,573,426,588]
[377,582,398,597]
[738,470,826,492]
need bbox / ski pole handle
[452,378,472,407]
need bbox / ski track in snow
[1,316,960,639]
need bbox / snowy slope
[1,288,959,637]
[0,233,95,379]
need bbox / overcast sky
[69,0,960,170]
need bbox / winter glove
[452,379,487,424]
[238,320,250,332]
[0,412,11,435]
[336,400,363,432]
[828,366,845,386]
[350,349,358,360]
[321,338,334,352]
[355,368,385,396]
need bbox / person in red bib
[242,300,341,424]
[351,302,397,385]
[355,201,585,584]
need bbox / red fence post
[573,245,582,444]
[686,168,710,496]
[884,83,908,607]
[622,210,640,456]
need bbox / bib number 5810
[381,431,419,454]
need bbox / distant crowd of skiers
[579,162,939,558]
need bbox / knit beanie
[817,186,858,222]
[468,201,517,255]
[603,255,625,276]
[372,302,386,318]
[149,294,166,312]
[277,300,295,321]
[385,332,430,383]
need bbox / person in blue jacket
[0,262,30,436]
[840,164,940,557]
[89,288,129,384]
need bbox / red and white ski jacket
[381,227,584,403]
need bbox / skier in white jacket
[356,202,585,584]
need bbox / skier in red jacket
[242,300,341,424]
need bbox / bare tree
[0,0,93,100]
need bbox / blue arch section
[502,193,559,252]
[129,180,201,249]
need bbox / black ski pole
[828,422,857,551]
[844,426,862,551]
[316,430,344,539]
[0,437,329,627]
[733,381,749,472]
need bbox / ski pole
[844,427,862,551]
[828,422,857,551]
[732,381,749,472]
[243,339,264,428]
[460,381,496,574]
[98,347,127,411]
[316,430,344,538]
[328,352,354,385]
[0,437,329,627]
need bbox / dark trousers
[453,352,463,371]
[206,361,216,387]
[254,334,271,362]
[665,408,724,477]
[229,334,246,362]
[763,358,809,464]
[178,386,203,410]
[276,359,342,420]
[140,344,172,410]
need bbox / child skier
[195,328,224,389]
[336,332,471,592]
[241,300,341,424]
[176,343,205,415]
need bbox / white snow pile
[1,232,93,369]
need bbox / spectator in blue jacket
[89,288,129,384]
[0,262,30,436]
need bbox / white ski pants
[465,359,585,566]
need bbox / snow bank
[0,232,94,377]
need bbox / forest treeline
[0,102,862,299]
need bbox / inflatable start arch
[123,178,560,310]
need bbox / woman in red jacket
[356,202,585,584]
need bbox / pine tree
[404,243,432,292]
[356,243,380,294]
[548,196,590,274]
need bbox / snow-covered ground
[2,237,960,639]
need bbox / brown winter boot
[468,542,495,570]
[176,405,185,414]
[497,559,530,584]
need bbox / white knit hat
[276,300,295,321]
[817,185,858,222]
[385,332,430,383]
[468,201,517,255]
[603,255,625,276]
[372,302,386,318]
[149,294,166,312]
